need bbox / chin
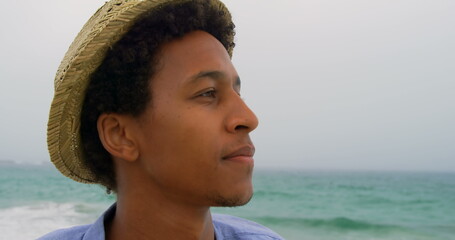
[209,187,254,207]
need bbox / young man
[40,0,283,239]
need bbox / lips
[222,145,255,163]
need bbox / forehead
[154,31,235,83]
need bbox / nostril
[235,125,249,131]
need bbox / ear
[97,113,139,162]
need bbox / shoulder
[213,214,284,240]
[36,224,91,240]
[38,203,114,240]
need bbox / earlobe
[97,113,139,162]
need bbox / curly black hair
[80,0,235,192]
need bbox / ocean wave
[0,202,104,240]
[253,190,297,198]
[336,184,376,191]
[254,216,403,232]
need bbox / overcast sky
[0,0,454,171]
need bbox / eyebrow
[187,70,241,88]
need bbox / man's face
[132,31,258,207]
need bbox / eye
[199,89,217,98]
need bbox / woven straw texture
[47,0,232,183]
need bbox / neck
[106,165,215,240]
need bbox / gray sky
[0,0,454,171]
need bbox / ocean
[1,164,454,240]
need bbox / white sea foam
[0,202,101,240]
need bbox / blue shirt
[37,204,284,240]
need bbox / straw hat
[47,0,233,183]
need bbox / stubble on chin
[209,190,254,207]
[208,165,254,207]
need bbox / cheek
[140,109,223,180]
[174,114,222,166]
[171,108,222,151]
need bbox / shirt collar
[82,203,116,240]
[80,203,222,240]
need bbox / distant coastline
[0,159,16,166]
[0,159,52,167]
[1,160,453,173]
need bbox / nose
[225,93,259,133]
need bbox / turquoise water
[1,164,454,240]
